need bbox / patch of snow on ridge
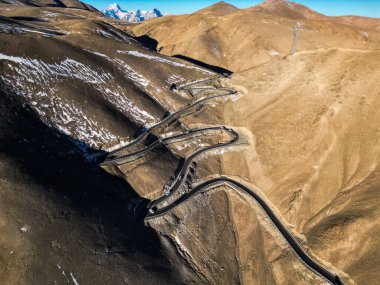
[104,139,131,152]
[84,49,111,60]
[113,58,150,88]
[0,53,157,148]
[40,11,58,20]
[0,54,111,84]
[167,74,185,84]
[103,87,155,123]
[118,50,214,74]
[268,49,280,57]
[359,31,369,38]
[96,29,120,41]
[96,28,135,43]
[70,272,80,285]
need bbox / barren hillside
[224,48,380,285]
[195,1,239,16]
[119,1,379,284]
[128,0,380,72]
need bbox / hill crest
[195,1,239,16]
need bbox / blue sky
[87,0,380,18]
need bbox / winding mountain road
[102,76,345,285]
[105,76,232,159]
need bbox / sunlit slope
[223,48,380,284]
[129,1,380,72]
[253,0,380,30]
[252,0,326,20]
[194,1,239,17]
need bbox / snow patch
[113,58,150,88]
[70,273,80,285]
[119,50,213,74]
[359,31,369,38]
[167,74,185,84]
[0,53,157,148]
[96,28,134,43]
[268,49,280,57]
[104,139,131,152]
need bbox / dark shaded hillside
[0,86,202,284]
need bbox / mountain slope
[129,4,380,72]
[0,2,213,150]
[0,1,214,283]
[224,48,380,285]
[195,1,239,16]
[252,0,380,29]
[252,0,326,20]
[0,89,202,284]
[119,1,380,284]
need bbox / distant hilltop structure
[102,3,169,23]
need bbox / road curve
[105,77,235,159]
[101,126,236,166]
[102,77,345,285]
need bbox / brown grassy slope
[253,0,380,30]
[253,0,326,20]
[222,48,380,285]
[129,4,380,72]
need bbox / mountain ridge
[195,1,239,16]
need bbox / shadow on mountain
[0,89,168,258]
[8,16,47,22]
[129,33,231,75]
[174,54,233,75]
[133,34,159,51]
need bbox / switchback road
[102,76,344,285]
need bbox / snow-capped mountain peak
[102,3,166,23]
[107,3,122,11]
